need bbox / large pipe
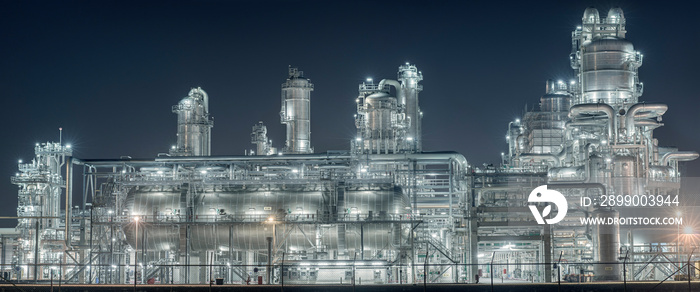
[569,104,615,142]
[377,79,401,95]
[625,103,667,136]
[547,182,607,196]
[634,118,663,130]
[518,154,560,167]
[660,151,699,165]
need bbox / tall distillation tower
[12,142,72,280]
[170,87,213,156]
[353,64,423,154]
[280,67,314,154]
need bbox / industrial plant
[3,7,698,285]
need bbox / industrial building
[5,7,698,284]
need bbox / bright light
[684,226,694,234]
[515,119,520,123]
[372,262,383,266]
[200,170,207,174]
[557,80,563,84]
[267,217,274,222]
[133,216,139,222]
[605,158,612,163]
[66,144,71,148]
[157,170,163,174]
[292,169,299,173]
[366,78,372,82]
[18,159,22,163]
[506,135,509,140]
[171,145,176,149]
[601,140,607,145]
[407,137,413,141]
[121,170,127,173]
[360,168,367,173]
[356,137,362,141]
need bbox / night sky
[1,0,699,227]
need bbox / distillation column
[398,64,423,152]
[12,142,72,280]
[250,121,276,155]
[170,87,213,156]
[375,63,423,153]
[571,7,642,106]
[280,67,314,154]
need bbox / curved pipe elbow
[569,103,615,141]
[626,103,667,136]
[378,79,401,93]
[660,151,699,165]
[201,89,209,113]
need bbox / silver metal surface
[281,67,314,154]
[170,87,213,156]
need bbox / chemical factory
[3,7,698,285]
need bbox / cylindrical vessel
[397,64,423,152]
[580,38,639,105]
[366,92,397,154]
[592,208,620,281]
[281,68,314,154]
[540,93,571,113]
[122,183,407,253]
[613,155,642,196]
[171,88,212,156]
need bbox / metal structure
[352,64,423,155]
[170,87,213,157]
[250,121,276,156]
[280,67,314,154]
[5,7,698,285]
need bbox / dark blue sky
[1,0,699,225]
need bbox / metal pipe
[660,151,699,165]
[65,156,72,248]
[518,154,560,167]
[201,89,209,114]
[625,103,666,136]
[547,182,607,196]
[569,103,615,142]
[377,79,401,95]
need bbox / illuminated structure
[5,7,697,284]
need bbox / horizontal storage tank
[122,183,407,252]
